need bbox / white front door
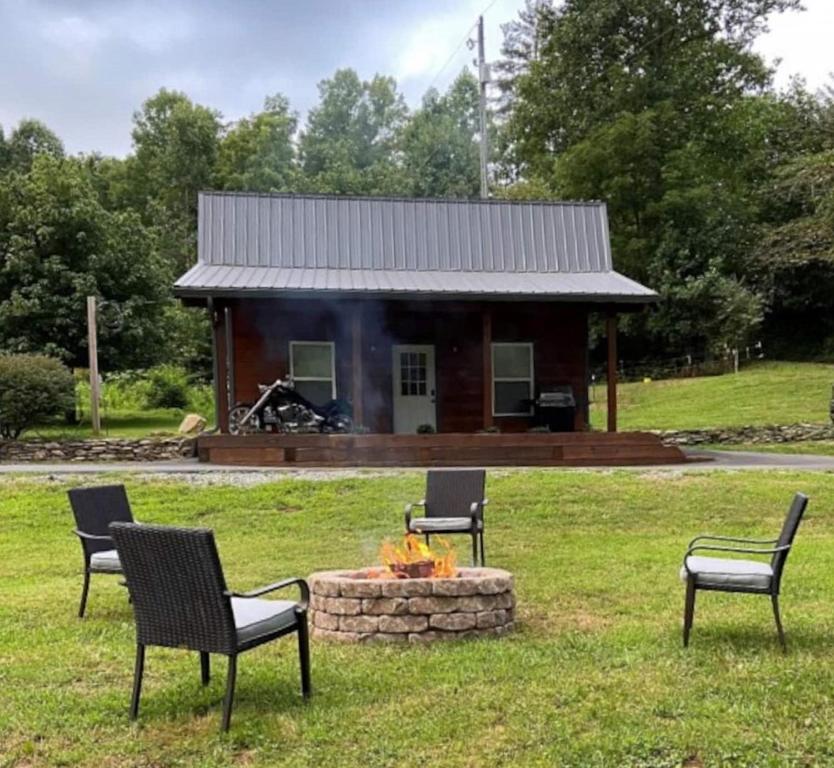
[392,345,436,434]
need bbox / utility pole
[476,15,490,198]
[86,296,101,435]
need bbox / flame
[368,534,457,579]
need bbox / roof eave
[173,285,658,305]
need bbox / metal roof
[174,192,656,302]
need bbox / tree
[0,127,8,173]
[3,119,64,174]
[0,155,171,369]
[754,148,834,356]
[501,0,803,356]
[299,69,407,194]
[129,89,222,272]
[399,71,481,198]
[504,0,799,177]
[493,0,556,115]
[216,94,298,192]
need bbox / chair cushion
[408,517,478,533]
[681,556,773,590]
[89,549,122,572]
[232,597,299,644]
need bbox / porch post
[207,297,221,430]
[224,305,235,414]
[351,303,364,428]
[606,312,618,433]
[482,308,493,430]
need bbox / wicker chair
[681,492,809,650]
[404,469,488,566]
[110,522,310,731]
[69,484,134,618]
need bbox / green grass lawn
[3,470,834,766]
[24,409,211,439]
[702,441,834,457]
[591,361,834,430]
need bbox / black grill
[533,386,576,432]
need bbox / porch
[196,431,687,467]
[211,297,621,435]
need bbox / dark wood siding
[216,297,589,434]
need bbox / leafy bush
[74,366,214,419]
[0,354,75,438]
[144,365,191,409]
[416,423,436,434]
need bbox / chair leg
[479,533,485,567]
[424,533,430,547]
[683,577,696,648]
[221,655,237,732]
[772,594,787,652]
[471,533,478,566]
[297,611,312,699]
[130,644,145,721]
[78,570,91,618]
[200,652,210,686]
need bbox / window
[289,341,336,404]
[492,343,534,416]
[399,350,428,397]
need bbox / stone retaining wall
[0,437,196,462]
[657,423,834,446]
[309,567,515,644]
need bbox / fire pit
[309,535,515,643]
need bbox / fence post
[86,296,101,436]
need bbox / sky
[0,0,831,158]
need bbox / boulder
[178,414,207,435]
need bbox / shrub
[0,354,75,439]
[144,365,190,410]
[416,423,436,434]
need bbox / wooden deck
[197,432,688,467]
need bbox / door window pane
[399,351,429,398]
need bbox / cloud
[41,14,109,48]
[0,0,829,158]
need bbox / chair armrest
[226,577,310,610]
[683,543,790,574]
[469,499,488,520]
[404,500,426,528]
[74,529,114,543]
[688,534,778,548]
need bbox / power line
[426,26,479,93]
[425,0,503,92]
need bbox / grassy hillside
[591,361,833,430]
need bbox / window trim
[289,341,337,399]
[491,342,534,417]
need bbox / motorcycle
[227,376,353,435]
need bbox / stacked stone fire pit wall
[309,567,515,644]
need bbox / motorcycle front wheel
[228,404,258,435]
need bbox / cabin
[175,192,685,466]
